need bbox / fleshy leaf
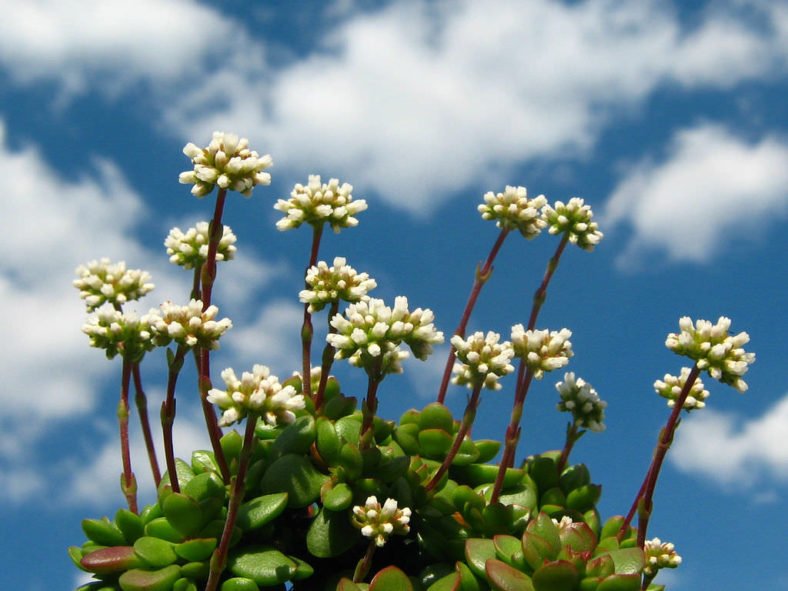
[227,546,297,586]
[596,573,642,591]
[369,566,414,591]
[419,403,455,433]
[485,558,535,591]
[81,546,142,574]
[236,492,289,530]
[115,509,145,544]
[118,565,181,591]
[220,577,260,591]
[259,454,329,508]
[531,560,578,591]
[306,507,359,558]
[133,536,178,568]
[418,428,454,459]
[464,538,497,580]
[273,415,316,455]
[82,517,127,547]
[174,538,217,562]
[162,493,204,538]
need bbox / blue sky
[0,0,786,589]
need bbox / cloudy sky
[1,0,786,589]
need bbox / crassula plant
[69,131,755,591]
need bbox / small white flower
[478,185,548,239]
[82,308,157,361]
[299,257,377,312]
[274,175,366,232]
[654,367,710,410]
[511,326,573,379]
[207,364,305,427]
[74,258,154,311]
[643,538,682,577]
[165,222,237,270]
[451,331,515,390]
[556,372,607,432]
[541,198,603,251]
[351,496,411,547]
[149,299,232,350]
[179,131,272,198]
[665,317,755,392]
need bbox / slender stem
[353,540,377,584]
[301,224,325,401]
[359,361,384,451]
[314,301,340,413]
[437,228,509,404]
[426,384,483,491]
[621,364,701,546]
[524,233,569,333]
[162,346,187,493]
[557,423,581,474]
[491,365,534,503]
[205,412,259,591]
[191,266,201,301]
[131,363,161,487]
[119,358,138,513]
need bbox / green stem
[205,412,259,591]
[437,228,509,404]
[119,358,138,513]
[426,383,483,491]
[131,363,161,487]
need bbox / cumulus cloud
[602,124,788,266]
[670,392,788,486]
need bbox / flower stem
[426,383,483,491]
[119,358,138,513]
[162,346,187,493]
[131,363,161,487]
[437,228,509,404]
[314,300,340,413]
[557,422,583,474]
[621,363,701,546]
[301,224,325,401]
[353,540,377,584]
[359,361,384,451]
[205,412,259,591]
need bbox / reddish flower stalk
[131,363,161,487]
[162,346,186,493]
[557,422,582,474]
[119,358,138,513]
[314,300,340,413]
[426,383,484,492]
[300,224,325,401]
[620,363,701,546]
[437,228,509,404]
[204,411,259,591]
[358,359,384,451]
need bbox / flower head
[165,222,237,269]
[299,257,377,313]
[556,372,607,432]
[654,367,709,411]
[274,175,366,232]
[82,308,157,362]
[149,300,232,350]
[665,317,755,392]
[179,131,272,198]
[541,198,603,251]
[74,258,154,311]
[643,538,682,578]
[351,496,411,547]
[451,331,515,390]
[511,326,573,379]
[326,296,443,377]
[207,365,305,427]
[478,185,548,239]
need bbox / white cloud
[670,391,788,486]
[602,123,788,266]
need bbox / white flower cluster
[82,308,157,361]
[555,372,607,432]
[351,496,411,547]
[326,297,444,376]
[149,300,232,350]
[179,131,272,198]
[478,185,548,239]
[654,367,710,411]
[665,316,755,392]
[299,257,377,313]
[643,538,682,577]
[207,365,305,427]
[74,258,154,311]
[165,222,237,270]
[274,175,367,232]
[541,198,603,251]
[451,331,515,391]
[511,326,573,379]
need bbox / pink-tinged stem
[314,301,340,413]
[621,363,701,546]
[359,361,384,451]
[162,346,187,493]
[353,540,378,584]
[197,188,231,483]
[437,228,509,404]
[557,422,581,474]
[119,358,138,513]
[205,412,259,591]
[301,224,325,401]
[426,384,484,492]
[131,363,161,487]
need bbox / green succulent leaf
[525,512,561,556]
[81,546,142,574]
[273,414,316,455]
[369,566,414,591]
[227,546,297,586]
[596,574,642,591]
[464,538,497,580]
[455,464,525,489]
[143,518,184,543]
[174,538,217,562]
[419,403,456,433]
[335,415,362,445]
[559,464,591,494]
[220,578,260,591]
[191,450,219,475]
[118,565,181,591]
[527,455,560,492]
[473,440,501,464]
[317,416,342,464]
[172,578,197,591]
[559,521,597,553]
[531,560,578,591]
[82,517,127,547]
[493,535,526,570]
[162,493,204,538]
[393,423,420,455]
[419,428,454,459]
[566,485,601,512]
[182,471,226,503]
[259,453,329,508]
[133,536,178,568]
[306,507,359,558]
[115,509,145,544]
[425,572,461,591]
[337,578,364,591]
[220,430,244,463]
[605,548,645,575]
[485,558,534,591]
[236,492,289,530]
